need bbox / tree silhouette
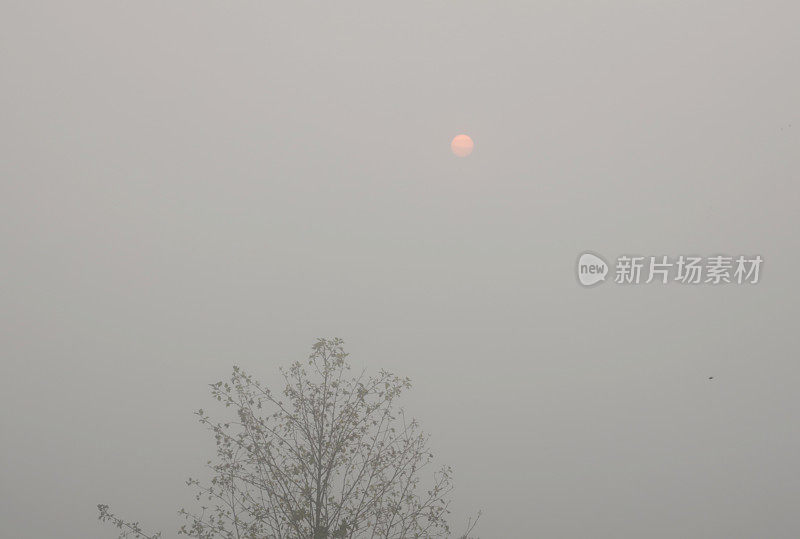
[99,338,478,538]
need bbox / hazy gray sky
[2,2,799,537]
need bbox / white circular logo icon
[577,252,609,287]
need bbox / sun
[451,134,474,157]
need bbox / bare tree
[99,338,478,538]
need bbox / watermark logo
[577,252,609,287]
[577,253,762,287]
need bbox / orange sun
[451,134,474,157]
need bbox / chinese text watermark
[577,252,762,287]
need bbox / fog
[2,2,799,537]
